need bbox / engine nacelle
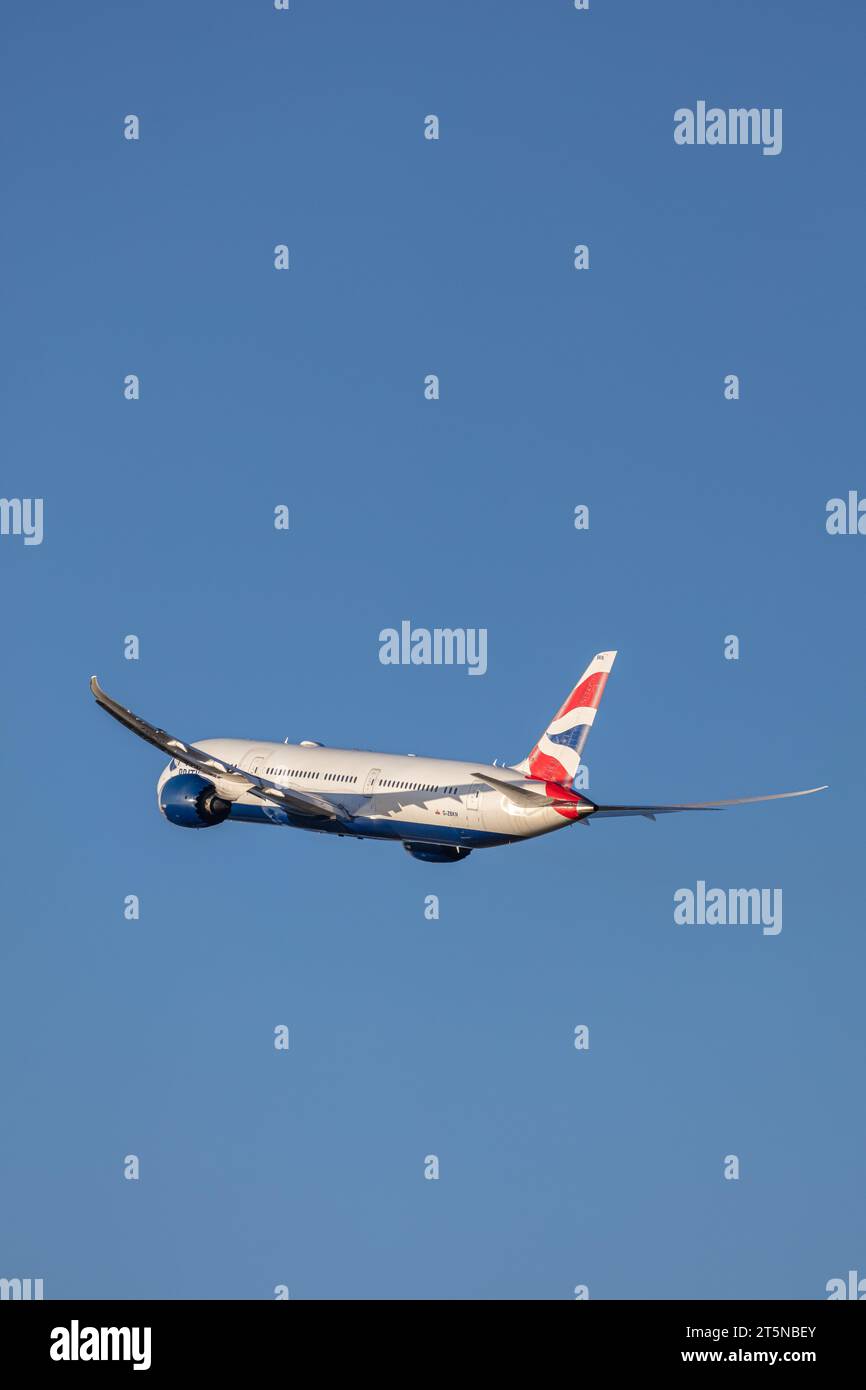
[159,773,232,829]
[403,841,471,863]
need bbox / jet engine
[159,773,232,829]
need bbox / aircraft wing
[90,676,345,820]
[473,769,827,820]
[590,787,828,821]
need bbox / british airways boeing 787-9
[90,652,826,863]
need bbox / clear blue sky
[1,0,863,1299]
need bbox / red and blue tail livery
[520,650,616,787]
[90,650,826,864]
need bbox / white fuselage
[157,738,573,854]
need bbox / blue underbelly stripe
[227,802,512,848]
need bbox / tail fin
[515,651,617,787]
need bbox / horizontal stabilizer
[471,770,593,811]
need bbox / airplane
[90,651,827,864]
